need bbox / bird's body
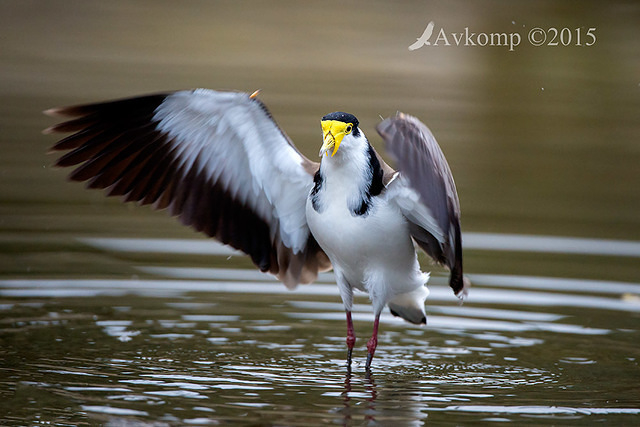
[308,191,422,309]
[44,89,467,370]
[305,125,427,322]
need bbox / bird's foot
[365,353,374,371]
[365,336,377,370]
[365,314,380,371]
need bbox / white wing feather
[384,174,445,243]
[154,89,312,253]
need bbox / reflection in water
[363,373,378,425]
[1,275,638,424]
[342,370,430,426]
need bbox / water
[1,1,639,425]
[2,260,639,425]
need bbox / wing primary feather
[44,114,100,134]
[50,128,100,152]
[138,148,176,206]
[110,134,169,199]
[85,129,160,190]
[73,125,159,182]
[46,93,170,118]
[123,141,174,203]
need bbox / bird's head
[319,112,363,158]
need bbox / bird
[44,88,468,370]
[408,21,435,51]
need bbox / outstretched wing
[45,89,330,287]
[377,113,468,297]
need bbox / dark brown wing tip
[43,106,87,133]
[43,109,69,134]
[43,121,76,134]
[43,106,81,118]
[44,107,64,117]
[44,92,173,121]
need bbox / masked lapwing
[44,88,468,370]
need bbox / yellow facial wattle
[320,120,353,157]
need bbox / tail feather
[388,285,429,325]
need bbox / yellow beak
[320,120,349,157]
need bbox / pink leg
[365,314,380,370]
[346,311,356,366]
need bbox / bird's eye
[345,124,353,134]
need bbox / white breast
[305,171,427,311]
